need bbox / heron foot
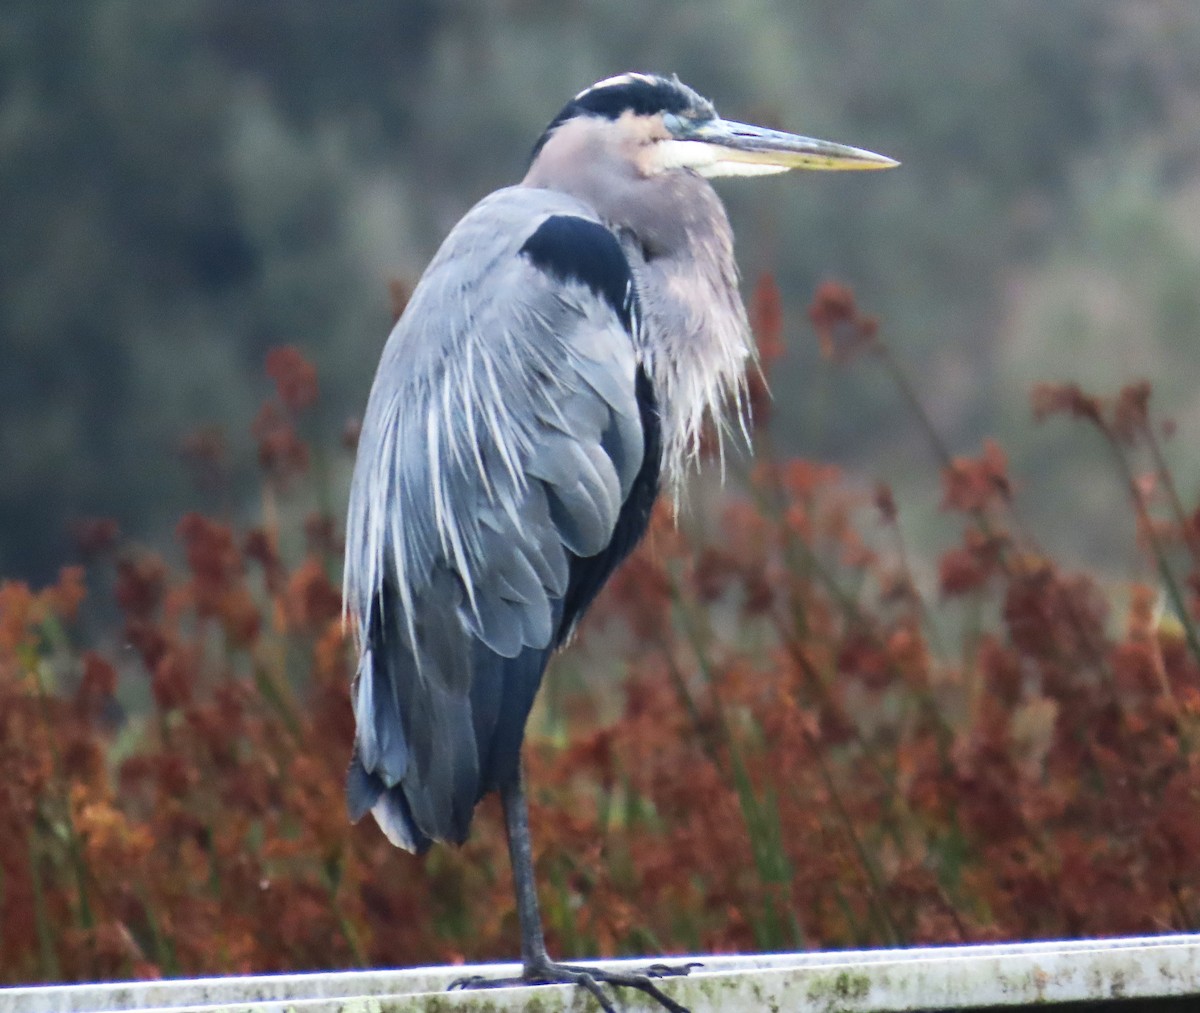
[448,958,698,1012]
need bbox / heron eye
[661,112,691,136]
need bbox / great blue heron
[344,73,896,1011]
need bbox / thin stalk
[656,643,715,763]
[27,828,60,981]
[803,738,904,946]
[1170,882,1197,933]
[305,409,338,566]
[325,860,366,967]
[656,629,797,947]
[1103,433,1200,668]
[829,880,869,947]
[873,340,1008,557]
[776,630,900,802]
[135,881,178,976]
[739,443,958,754]
[252,653,303,741]
[1142,422,1200,567]
[30,662,95,934]
[873,343,954,471]
[875,338,1119,689]
[885,514,947,660]
[790,508,957,754]
[660,571,806,950]
[770,575,984,928]
[933,882,971,942]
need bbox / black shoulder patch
[520,216,635,332]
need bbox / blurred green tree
[1,1,1197,579]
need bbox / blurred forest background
[5,1,1200,583]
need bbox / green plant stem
[1102,432,1200,668]
[886,514,947,660]
[27,828,60,981]
[874,336,1120,689]
[253,654,303,741]
[135,881,178,976]
[1142,421,1200,568]
[803,737,904,946]
[325,860,366,967]
[1169,881,1197,933]
[749,456,957,757]
[29,656,95,935]
[660,572,806,950]
[737,439,954,763]
[873,343,953,471]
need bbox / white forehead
[574,73,662,99]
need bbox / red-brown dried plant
[808,280,879,364]
[3,295,1200,987]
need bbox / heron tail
[348,578,480,851]
[347,748,433,854]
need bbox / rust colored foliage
[266,346,319,415]
[253,344,321,488]
[71,518,121,559]
[941,440,1011,513]
[746,273,784,423]
[808,280,879,364]
[253,403,310,486]
[177,426,229,493]
[4,310,1200,986]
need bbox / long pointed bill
[659,117,899,178]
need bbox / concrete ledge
[4,934,1199,1012]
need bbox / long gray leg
[450,763,695,1013]
[500,768,552,970]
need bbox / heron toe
[449,958,693,1013]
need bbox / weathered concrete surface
[3,933,1199,1012]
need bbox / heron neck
[618,176,754,494]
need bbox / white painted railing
[3,934,1199,1012]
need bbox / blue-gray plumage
[344,188,649,847]
[343,72,896,1011]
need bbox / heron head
[531,73,898,180]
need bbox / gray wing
[343,188,646,850]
